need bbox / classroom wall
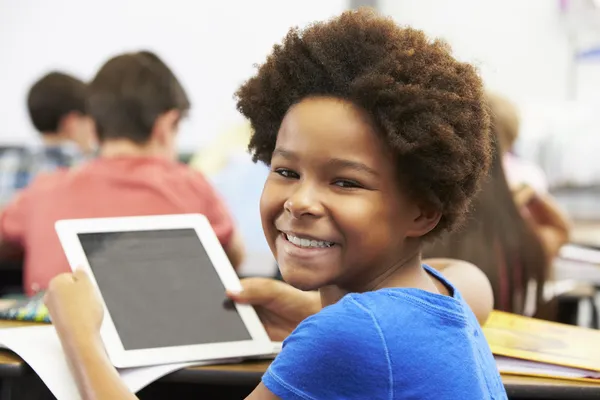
[0,0,347,150]
[379,0,573,109]
[380,0,600,187]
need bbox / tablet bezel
[55,214,273,368]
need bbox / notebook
[483,311,600,383]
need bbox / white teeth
[285,234,334,248]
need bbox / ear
[405,206,442,238]
[151,109,181,145]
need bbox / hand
[512,184,536,208]
[227,278,321,341]
[45,270,104,341]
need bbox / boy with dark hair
[0,51,244,295]
[0,72,96,205]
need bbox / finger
[225,289,248,303]
[73,268,91,283]
[227,278,279,305]
[48,273,77,292]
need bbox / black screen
[78,229,251,350]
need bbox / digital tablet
[55,214,274,368]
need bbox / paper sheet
[496,355,600,380]
[0,326,204,400]
[559,244,600,264]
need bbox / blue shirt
[263,265,507,399]
[0,143,85,206]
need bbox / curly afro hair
[235,8,491,236]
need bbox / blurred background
[2,0,600,294]
[2,1,600,198]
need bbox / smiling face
[260,97,437,292]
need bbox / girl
[45,9,507,399]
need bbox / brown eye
[275,168,300,179]
[333,179,362,189]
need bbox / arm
[61,335,136,400]
[513,185,571,260]
[424,258,494,325]
[45,271,137,400]
[46,271,280,400]
[524,194,571,260]
[247,384,281,399]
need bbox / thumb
[73,268,92,285]
[226,278,279,306]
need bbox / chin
[280,268,327,291]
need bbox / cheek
[337,196,409,254]
[259,178,283,236]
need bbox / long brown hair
[423,136,548,316]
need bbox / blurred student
[424,97,569,319]
[424,136,549,317]
[0,51,244,295]
[489,92,570,261]
[488,93,547,193]
[0,72,96,205]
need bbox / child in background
[487,92,548,194]
[0,72,96,205]
[424,136,549,317]
[45,9,506,399]
[0,51,244,296]
[487,92,571,263]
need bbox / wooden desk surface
[1,321,600,399]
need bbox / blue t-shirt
[262,265,507,399]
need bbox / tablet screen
[77,229,251,350]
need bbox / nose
[284,181,325,219]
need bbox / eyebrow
[272,148,297,160]
[327,158,380,177]
[272,148,379,177]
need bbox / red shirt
[0,157,234,296]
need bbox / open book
[484,311,600,383]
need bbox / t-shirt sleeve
[0,190,29,245]
[262,296,391,400]
[188,171,235,247]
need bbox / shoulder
[290,294,383,347]
[263,296,393,399]
[276,293,429,368]
[26,169,69,192]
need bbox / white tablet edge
[55,214,273,368]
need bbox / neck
[319,241,439,307]
[99,139,173,160]
[41,133,69,146]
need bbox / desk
[502,375,600,399]
[0,322,599,399]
